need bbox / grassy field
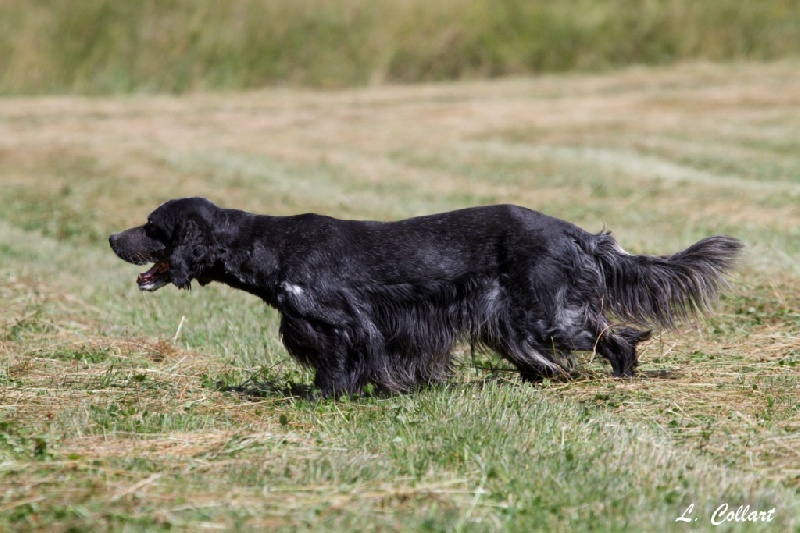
[1,62,799,530]
[2,0,800,94]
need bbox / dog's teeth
[138,278,168,291]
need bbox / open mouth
[137,261,171,291]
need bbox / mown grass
[1,63,799,530]
[2,0,800,94]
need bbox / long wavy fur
[593,234,744,329]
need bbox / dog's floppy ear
[168,219,216,290]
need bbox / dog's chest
[274,280,313,312]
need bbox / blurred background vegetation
[2,0,799,94]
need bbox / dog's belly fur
[109,199,743,396]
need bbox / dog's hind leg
[514,353,567,382]
[604,327,651,374]
[538,298,650,377]
[594,333,636,377]
[480,321,566,382]
[585,326,650,377]
[513,337,577,382]
[553,319,650,377]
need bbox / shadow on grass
[220,375,317,401]
[218,358,684,403]
[636,368,684,380]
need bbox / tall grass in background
[1,0,799,94]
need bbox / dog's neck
[203,215,284,305]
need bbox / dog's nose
[109,233,117,248]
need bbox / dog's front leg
[310,326,365,398]
[276,283,368,397]
[279,315,357,397]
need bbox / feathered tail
[594,234,744,329]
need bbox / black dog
[109,197,742,395]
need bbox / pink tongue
[137,261,169,284]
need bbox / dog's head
[109,197,222,291]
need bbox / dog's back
[274,204,581,284]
